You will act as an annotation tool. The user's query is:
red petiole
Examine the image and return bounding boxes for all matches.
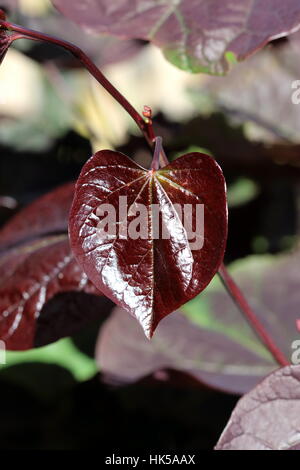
[0,17,155,147]
[218,263,289,366]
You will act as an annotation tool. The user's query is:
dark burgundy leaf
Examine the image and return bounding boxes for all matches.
[35,291,113,348]
[0,182,113,350]
[0,181,74,251]
[69,150,227,338]
[215,365,300,450]
[0,243,33,281]
[0,235,102,350]
[51,0,300,74]
[96,307,275,395]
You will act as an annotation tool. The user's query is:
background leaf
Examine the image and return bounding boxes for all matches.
[1,337,98,384]
[96,305,275,395]
[184,252,300,360]
[0,182,114,350]
[0,181,74,251]
[96,249,300,394]
[0,236,101,349]
[52,0,300,74]
[201,40,300,144]
[215,365,300,450]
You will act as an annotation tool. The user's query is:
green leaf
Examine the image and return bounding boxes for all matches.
[227,178,260,208]
[0,337,98,381]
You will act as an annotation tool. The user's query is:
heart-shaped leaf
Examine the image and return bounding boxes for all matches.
[215,365,300,450]
[69,150,227,337]
[52,0,300,74]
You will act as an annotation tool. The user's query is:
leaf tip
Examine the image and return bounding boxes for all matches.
[143,328,153,340]
[142,320,157,340]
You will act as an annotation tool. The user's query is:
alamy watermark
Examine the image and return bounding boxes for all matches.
[95,197,205,250]
[291,340,300,365]
[291,80,300,104]
[0,340,6,364]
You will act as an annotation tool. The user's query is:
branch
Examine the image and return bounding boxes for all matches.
[218,262,289,367]
[0,18,155,147]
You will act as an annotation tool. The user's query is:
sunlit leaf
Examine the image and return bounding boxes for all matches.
[70,149,227,337]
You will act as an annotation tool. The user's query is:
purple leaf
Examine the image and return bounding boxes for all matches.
[203,39,300,144]
[96,306,275,395]
[96,250,300,394]
[189,253,300,361]
[35,289,113,348]
[0,235,101,350]
[215,365,300,450]
[0,182,112,350]
[51,0,300,74]
[0,182,75,251]
[69,150,227,338]
[21,9,143,69]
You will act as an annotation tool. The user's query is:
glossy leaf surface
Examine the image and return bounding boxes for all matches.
[0,183,111,350]
[216,365,300,450]
[52,0,300,74]
[69,150,227,337]
[0,236,99,350]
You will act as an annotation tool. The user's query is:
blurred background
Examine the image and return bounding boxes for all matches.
[0,0,300,450]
